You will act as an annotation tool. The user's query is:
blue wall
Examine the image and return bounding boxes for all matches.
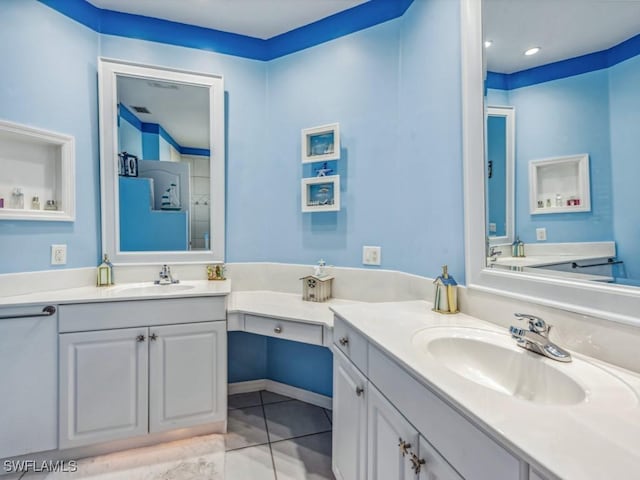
[1,0,463,283]
[228,332,333,397]
[0,0,100,273]
[486,68,614,245]
[609,55,640,278]
[236,0,464,281]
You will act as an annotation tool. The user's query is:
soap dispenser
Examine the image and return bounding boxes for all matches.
[433,265,459,314]
[512,237,520,257]
[97,254,113,286]
[517,238,525,257]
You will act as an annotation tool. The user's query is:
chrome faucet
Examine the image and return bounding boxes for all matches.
[509,313,571,362]
[488,246,502,262]
[155,264,179,285]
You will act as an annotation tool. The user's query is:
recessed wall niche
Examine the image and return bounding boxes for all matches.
[0,120,75,221]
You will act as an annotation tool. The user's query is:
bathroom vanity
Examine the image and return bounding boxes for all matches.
[330,301,640,480]
[0,281,230,460]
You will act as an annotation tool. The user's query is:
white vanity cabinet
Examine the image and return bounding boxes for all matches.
[367,383,419,480]
[59,327,149,448]
[332,349,367,480]
[58,298,227,449]
[332,315,523,480]
[0,305,58,459]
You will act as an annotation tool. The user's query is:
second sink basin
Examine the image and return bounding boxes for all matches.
[412,327,637,407]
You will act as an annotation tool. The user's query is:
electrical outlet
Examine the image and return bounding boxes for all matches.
[51,244,67,265]
[536,228,547,241]
[489,223,497,233]
[362,246,381,266]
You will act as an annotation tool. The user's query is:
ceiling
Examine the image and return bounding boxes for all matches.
[484,0,640,73]
[87,0,369,40]
[117,76,210,150]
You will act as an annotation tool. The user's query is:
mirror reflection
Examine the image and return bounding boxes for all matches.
[116,76,210,251]
[483,0,640,285]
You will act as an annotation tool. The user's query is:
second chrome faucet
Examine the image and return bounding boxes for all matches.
[509,313,572,362]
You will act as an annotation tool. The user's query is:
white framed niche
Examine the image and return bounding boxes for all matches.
[301,123,340,163]
[301,175,340,212]
[529,154,590,215]
[0,120,75,221]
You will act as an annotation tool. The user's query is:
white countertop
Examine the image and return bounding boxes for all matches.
[227,290,358,327]
[0,280,231,307]
[330,301,640,480]
[492,254,608,268]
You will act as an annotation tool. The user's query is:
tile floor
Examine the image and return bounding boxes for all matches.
[14,390,334,480]
[225,390,335,480]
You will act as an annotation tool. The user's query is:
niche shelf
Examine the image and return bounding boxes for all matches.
[301,175,340,212]
[301,123,340,163]
[529,154,590,215]
[0,120,75,221]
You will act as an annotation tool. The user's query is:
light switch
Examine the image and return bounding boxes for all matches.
[536,228,547,241]
[362,246,381,265]
[51,244,67,265]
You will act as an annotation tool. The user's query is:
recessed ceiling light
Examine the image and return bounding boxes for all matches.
[484,40,492,48]
[524,47,541,56]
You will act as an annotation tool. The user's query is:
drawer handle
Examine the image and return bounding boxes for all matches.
[339,337,349,346]
[149,333,157,341]
[355,386,364,397]
[410,453,426,474]
[136,334,146,343]
[398,438,411,457]
[274,326,282,334]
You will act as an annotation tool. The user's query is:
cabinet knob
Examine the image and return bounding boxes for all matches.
[398,438,411,457]
[136,334,146,343]
[339,337,349,346]
[274,326,282,334]
[149,333,158,341]
[410,453,426,474]
[355,386,364,397]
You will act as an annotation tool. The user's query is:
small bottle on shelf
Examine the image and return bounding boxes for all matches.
[32,195,40,210]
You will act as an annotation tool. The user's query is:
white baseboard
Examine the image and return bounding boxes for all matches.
[229,379,332,410]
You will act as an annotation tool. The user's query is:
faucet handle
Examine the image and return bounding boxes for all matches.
[514,313,549,334]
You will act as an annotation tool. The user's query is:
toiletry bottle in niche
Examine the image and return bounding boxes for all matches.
[11,188,24,209]
[32,195,40,210]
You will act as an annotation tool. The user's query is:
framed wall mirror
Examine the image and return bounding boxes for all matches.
[461,0,640,325]
[98,59,225,264]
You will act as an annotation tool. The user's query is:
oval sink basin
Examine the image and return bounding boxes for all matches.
[412,327,637,407]
[115,284,196,296]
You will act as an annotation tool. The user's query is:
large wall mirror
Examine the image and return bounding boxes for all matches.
[98,59,225,264]
[461,0,640,325]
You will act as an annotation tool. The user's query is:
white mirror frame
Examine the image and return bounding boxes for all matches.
[486,106,514,246]
[461,0,640,327]
[98,58,225,264]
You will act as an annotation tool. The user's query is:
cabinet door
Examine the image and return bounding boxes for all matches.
[332,349,367,480]
[417,435,463,480]
[149,321,226,433]
[368,383,418,480]
[59,327,148,449]
[0,312,57,458]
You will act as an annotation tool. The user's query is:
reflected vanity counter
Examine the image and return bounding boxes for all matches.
[330,300,640,480]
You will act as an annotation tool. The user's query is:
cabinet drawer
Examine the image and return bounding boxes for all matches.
[333,315,368,374]
[244,314,323,345]
[368,344,521,480]
[59,297,226,332]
